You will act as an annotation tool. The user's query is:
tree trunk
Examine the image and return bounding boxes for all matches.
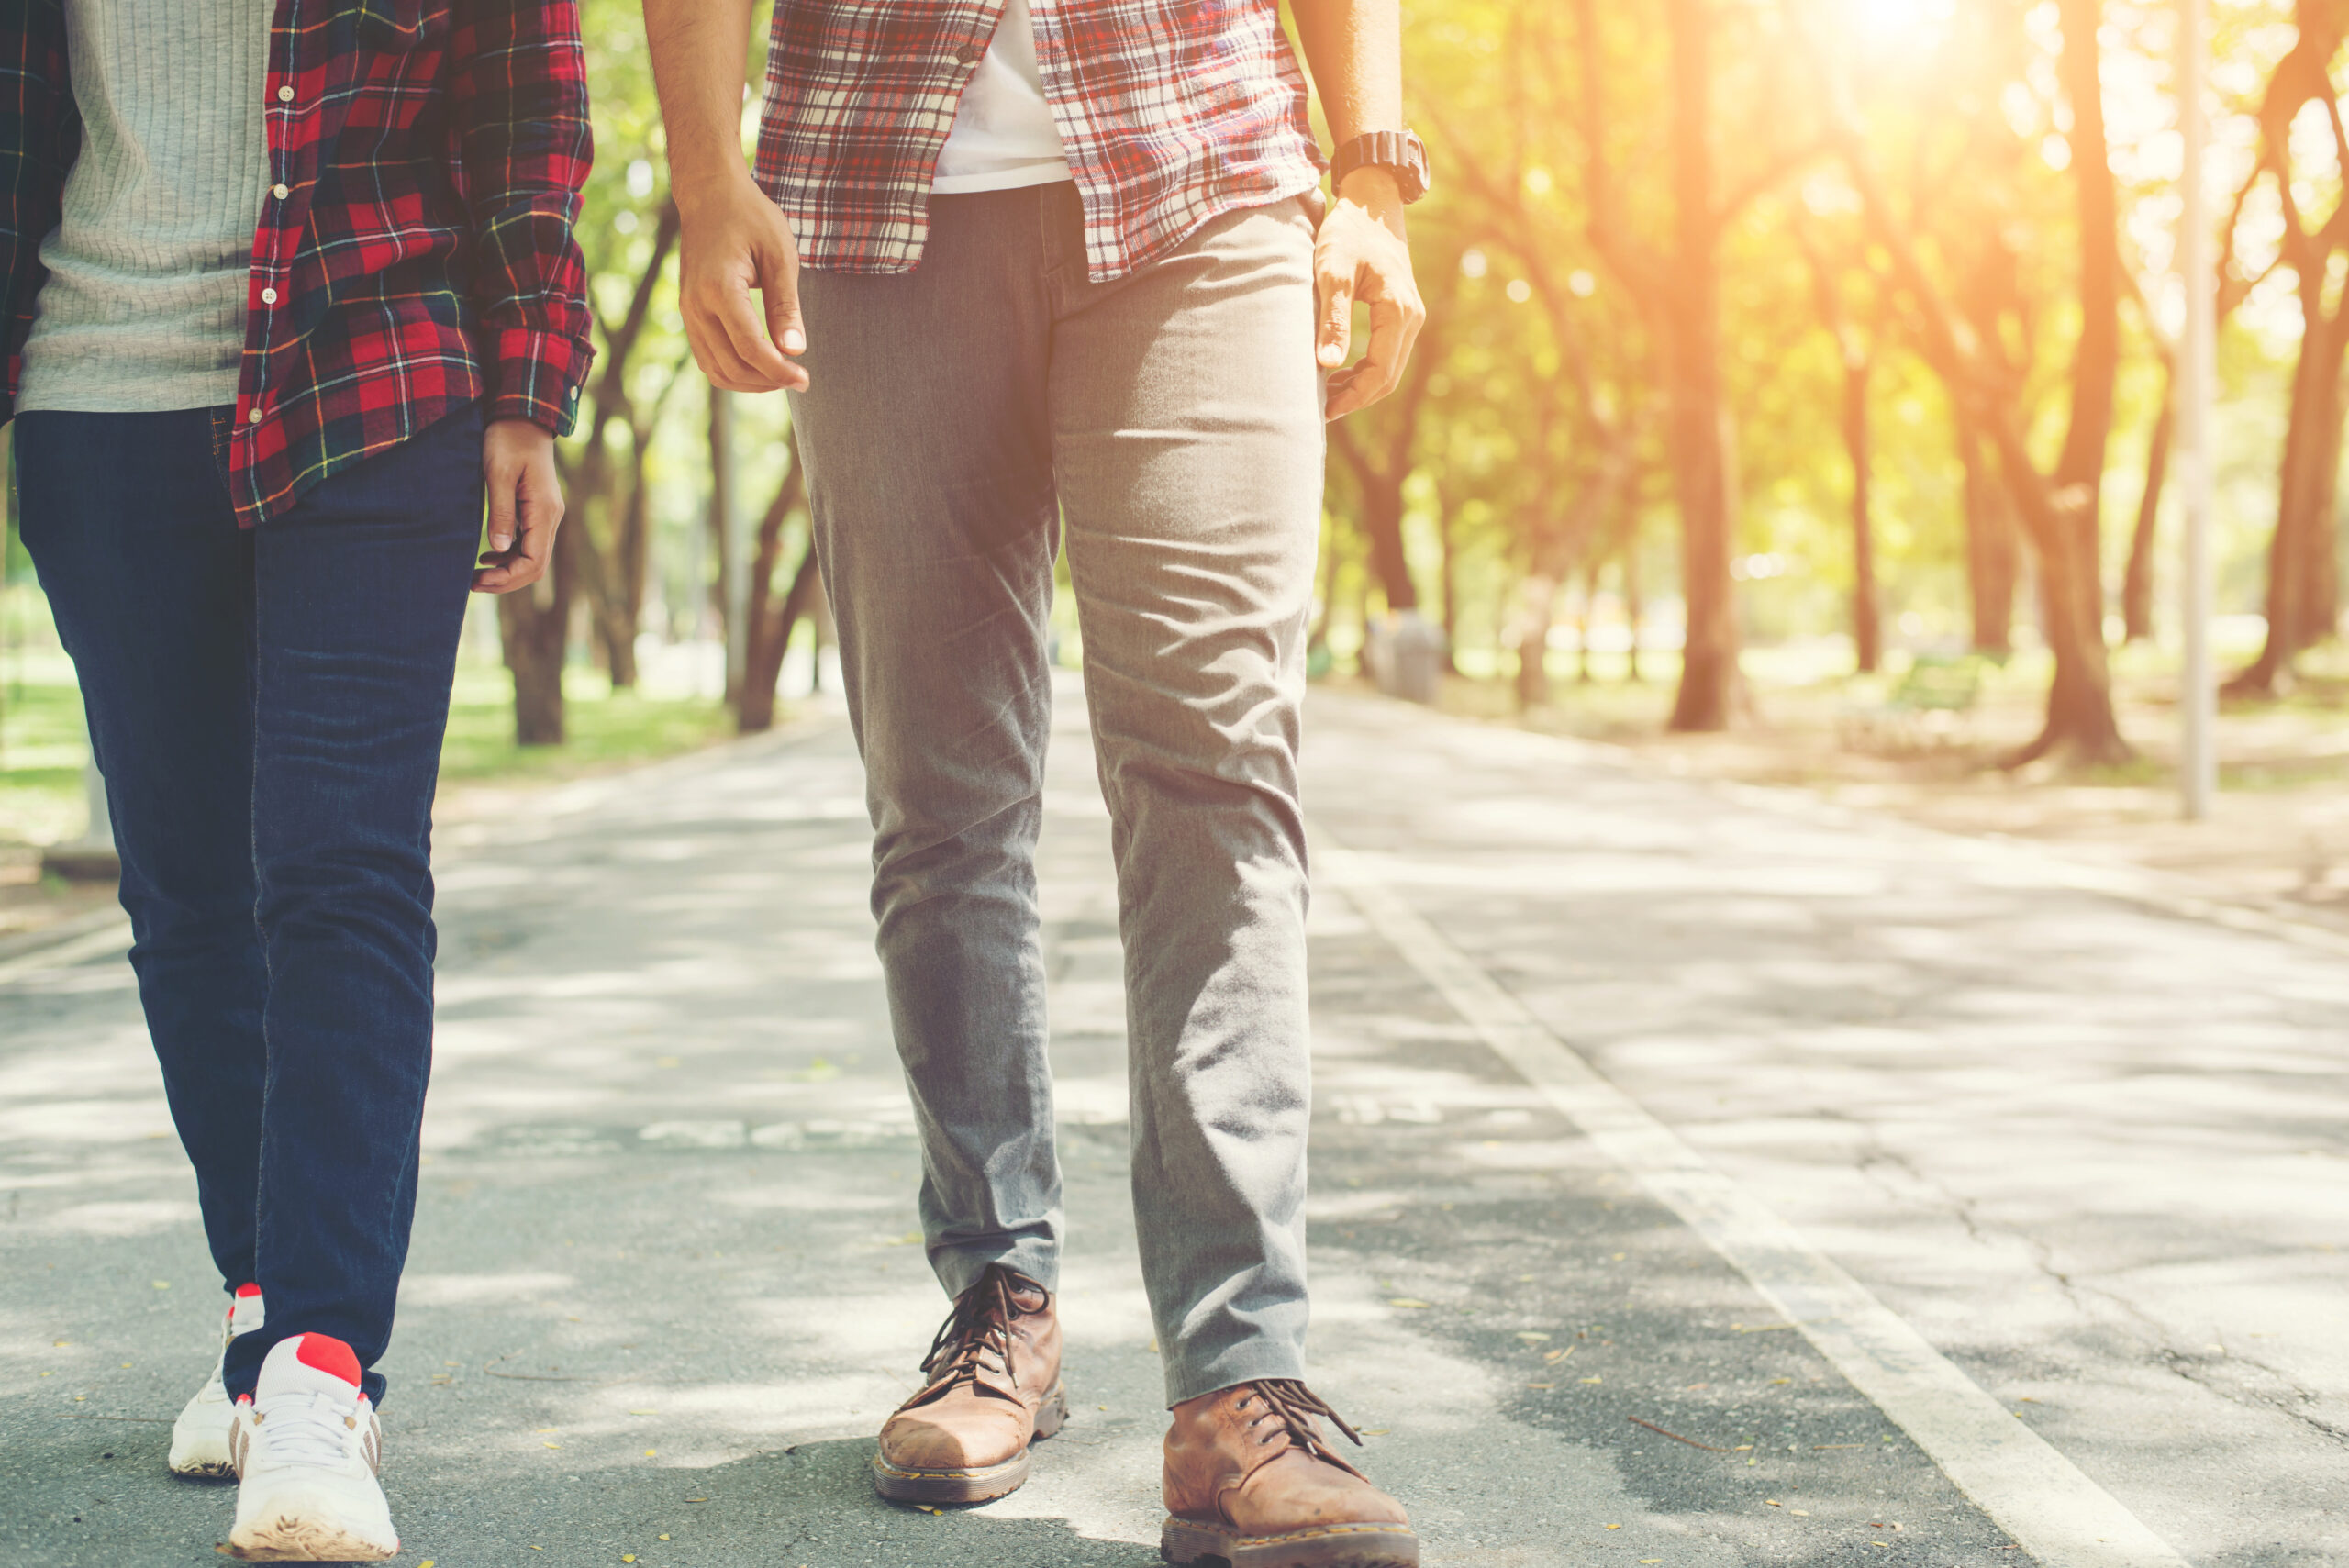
[1664,0,1740,732]
[2121,387,2171,643]
[1435,480,1460,672]
[560,202,680,696]
[1514,574,1558,709]
[1357,477,1417,613]
[606,448,652,686]
[1993,419,2132,765]
[2052,0,2121,641]
[1957,414,2018,653]
[2234,308,2349,692]
[1842,352,1880,673]
[740,542,819,733]
[498,523,575,746]
[735,451,810,732]
[1622,513,1644,683]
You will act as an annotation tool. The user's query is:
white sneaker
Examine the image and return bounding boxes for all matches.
[168,1282,264,1477]
[226,1333,398,1562]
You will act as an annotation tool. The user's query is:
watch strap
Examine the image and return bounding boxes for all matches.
[1330,129,1428,204]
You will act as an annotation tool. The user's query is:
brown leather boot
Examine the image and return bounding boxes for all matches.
[1162,1380,1418,1567]
[871,1263,1066,1504]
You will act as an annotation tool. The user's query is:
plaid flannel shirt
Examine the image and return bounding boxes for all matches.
[755,0,1324,283]
[0,0,594,527]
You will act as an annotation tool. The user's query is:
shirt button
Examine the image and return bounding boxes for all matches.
[248,408,263,425]
[272,183,289,199]
[260,287,278,305]
[955,42,985,63]
[276,84,295,103]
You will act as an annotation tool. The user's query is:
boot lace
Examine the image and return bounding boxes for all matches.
[1236,1380,1369,1481]
[910,1263,1025,1404]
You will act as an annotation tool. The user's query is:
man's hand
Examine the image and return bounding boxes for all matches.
[1315,167,1425,420]
[677,173,809,394]
[473,419,566,595]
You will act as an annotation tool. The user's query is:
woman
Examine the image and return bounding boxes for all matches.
[1,1,593,1556]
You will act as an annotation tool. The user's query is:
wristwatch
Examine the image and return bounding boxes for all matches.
[1330,129,1431,205]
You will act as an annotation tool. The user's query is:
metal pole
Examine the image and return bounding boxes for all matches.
[2177,0,2217,819]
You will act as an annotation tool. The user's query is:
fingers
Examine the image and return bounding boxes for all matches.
[712,277,800,392]
[1316,265,1354,370]
[679,200,809,394]
[1325,296,1410,420]
[473,448,565,595]
[762,254,810,377]
[483,445,519,555]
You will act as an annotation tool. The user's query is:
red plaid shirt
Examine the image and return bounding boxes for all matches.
[0,0,593,526]
[755,0,1324,283]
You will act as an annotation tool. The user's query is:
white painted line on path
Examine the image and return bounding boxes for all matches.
[1317,835,2193,1568]
[0,917,130,988]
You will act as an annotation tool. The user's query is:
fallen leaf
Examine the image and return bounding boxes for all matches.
[1580,1375,1602,1384]
[1605,1524,1621,1530]
[1360,1428,1390,1436]
[1769,1377,1792,1385]
[1515,1331,1551,1342]
[644,1449,657,1458]
[1387,1298,1433,1309]
[629,1408,658,1416]
[1544,1348,1572,1362]
[543,1441,562,1449]
[1790,1509,1809,1517]
[659,1537,669,1542]
[1765,1499,1781,1507]
[1527,1383,1554,1390]
[623,1558,636,1563]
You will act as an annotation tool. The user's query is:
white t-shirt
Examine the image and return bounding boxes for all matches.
[932,0,1074,194]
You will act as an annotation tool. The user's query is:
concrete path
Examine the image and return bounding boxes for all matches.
[2,679,2341,1567]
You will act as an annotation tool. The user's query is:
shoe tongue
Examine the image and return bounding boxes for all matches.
[257,1333,362,1403]
[229,1284,265,1336]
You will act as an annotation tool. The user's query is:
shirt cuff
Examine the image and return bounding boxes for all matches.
[484,325,593,438]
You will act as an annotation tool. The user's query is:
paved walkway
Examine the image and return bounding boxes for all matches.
[2,679,2342,1566]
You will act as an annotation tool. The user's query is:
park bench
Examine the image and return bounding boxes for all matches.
[1841,652,1986,749]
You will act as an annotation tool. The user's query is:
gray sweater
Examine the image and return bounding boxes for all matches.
[17,0,270,414]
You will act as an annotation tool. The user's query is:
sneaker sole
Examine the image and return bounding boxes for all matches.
[166,1455,236,1480]
[1160,1518,1420,1568]
[225,1516,399,1562]
[871,1383,1067,1505]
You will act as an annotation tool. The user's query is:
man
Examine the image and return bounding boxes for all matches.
[644,0,1427,1562]
[1,1,591,1558]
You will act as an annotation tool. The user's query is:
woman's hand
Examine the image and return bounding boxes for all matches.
[473,418,566,594]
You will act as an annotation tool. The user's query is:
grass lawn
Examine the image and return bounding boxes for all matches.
[0,673,91,849]
[436,666,736,788]
[0,662,738,851]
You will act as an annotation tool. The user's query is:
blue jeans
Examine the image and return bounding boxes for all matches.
[789,187,1325,1405]
[17,405,484,1405]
